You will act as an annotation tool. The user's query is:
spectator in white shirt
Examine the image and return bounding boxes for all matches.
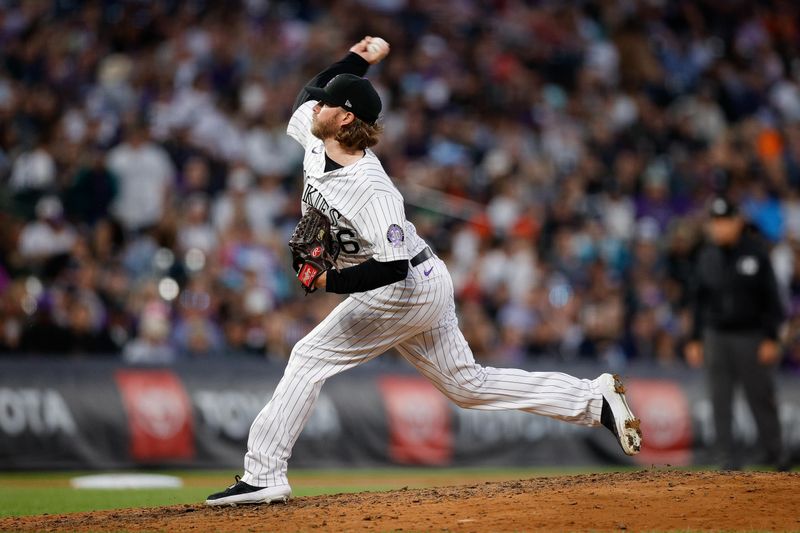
[212,164,289,239]
[9,140,56,192]
[177,193,218,254]
[212,163,253,233]
[107,124,176,232]
[246,174,289,239]
[243,113,303,178]
[123,309,176,365]
[18,196,77,261]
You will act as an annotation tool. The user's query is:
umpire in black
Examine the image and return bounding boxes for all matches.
[685,196,787,470]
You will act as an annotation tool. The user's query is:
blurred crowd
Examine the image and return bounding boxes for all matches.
[2,0,800,371]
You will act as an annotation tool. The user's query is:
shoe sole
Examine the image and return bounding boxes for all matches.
[205,487,292,507]
[605,374,643,456]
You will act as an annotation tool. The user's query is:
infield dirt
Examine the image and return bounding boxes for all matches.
[1,470,798,532]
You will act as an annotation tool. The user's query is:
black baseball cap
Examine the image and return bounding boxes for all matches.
[305,73,382,124]
[708,196,738,218]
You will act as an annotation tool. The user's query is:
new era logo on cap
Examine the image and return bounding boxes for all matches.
[345,100,352,108]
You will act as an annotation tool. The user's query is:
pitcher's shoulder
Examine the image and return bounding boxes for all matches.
[360,154,402,197]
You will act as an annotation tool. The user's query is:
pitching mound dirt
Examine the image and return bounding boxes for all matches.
[2,470,798,532]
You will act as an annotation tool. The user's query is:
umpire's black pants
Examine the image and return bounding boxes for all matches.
[703,329,782,466]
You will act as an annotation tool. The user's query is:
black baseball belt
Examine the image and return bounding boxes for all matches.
[410,246,433,267]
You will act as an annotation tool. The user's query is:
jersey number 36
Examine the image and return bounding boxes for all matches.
[335,229,360,254]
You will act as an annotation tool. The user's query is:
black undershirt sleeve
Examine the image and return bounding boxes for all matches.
[326,259,409,294]
[292,52,370,113]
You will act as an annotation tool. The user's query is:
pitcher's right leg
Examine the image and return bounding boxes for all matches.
[206,279,447,506]
[206,336,357,506]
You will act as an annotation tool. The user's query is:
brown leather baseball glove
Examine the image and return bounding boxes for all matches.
[288,207,340,293]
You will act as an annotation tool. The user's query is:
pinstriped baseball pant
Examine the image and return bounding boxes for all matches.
[242,258,604,487]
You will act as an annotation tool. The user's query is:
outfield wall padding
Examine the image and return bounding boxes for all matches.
[0,358,798,470]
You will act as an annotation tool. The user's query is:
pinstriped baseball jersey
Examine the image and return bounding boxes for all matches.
[207,51,640,506]
[288,101,426,269]
[235,94,632,493]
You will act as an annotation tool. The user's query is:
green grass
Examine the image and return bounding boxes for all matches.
[0,487,208,517]
[0,485,380,518]
[0,466,637,518]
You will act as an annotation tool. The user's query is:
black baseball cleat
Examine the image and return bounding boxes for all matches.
[205,475,292,506]
[598,373,643,456]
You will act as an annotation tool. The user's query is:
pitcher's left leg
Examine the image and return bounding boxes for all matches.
[396,326,601,423]
[397,322,641,455]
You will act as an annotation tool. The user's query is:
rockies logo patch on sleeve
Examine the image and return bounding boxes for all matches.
[387,224,404,247]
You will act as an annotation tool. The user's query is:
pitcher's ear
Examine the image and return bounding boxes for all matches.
[340,111,355,126]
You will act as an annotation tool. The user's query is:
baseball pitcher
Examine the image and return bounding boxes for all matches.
[206,36,642,506]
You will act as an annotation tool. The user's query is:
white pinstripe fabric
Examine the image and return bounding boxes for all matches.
[354,195,410,262]
[240,258,603,487]
[288,100,424,269]
[286,101,316,149]
[239,102,604,488]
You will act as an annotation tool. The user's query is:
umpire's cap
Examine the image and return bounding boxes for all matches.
[305,74,381,124]
[708,196,738,218]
